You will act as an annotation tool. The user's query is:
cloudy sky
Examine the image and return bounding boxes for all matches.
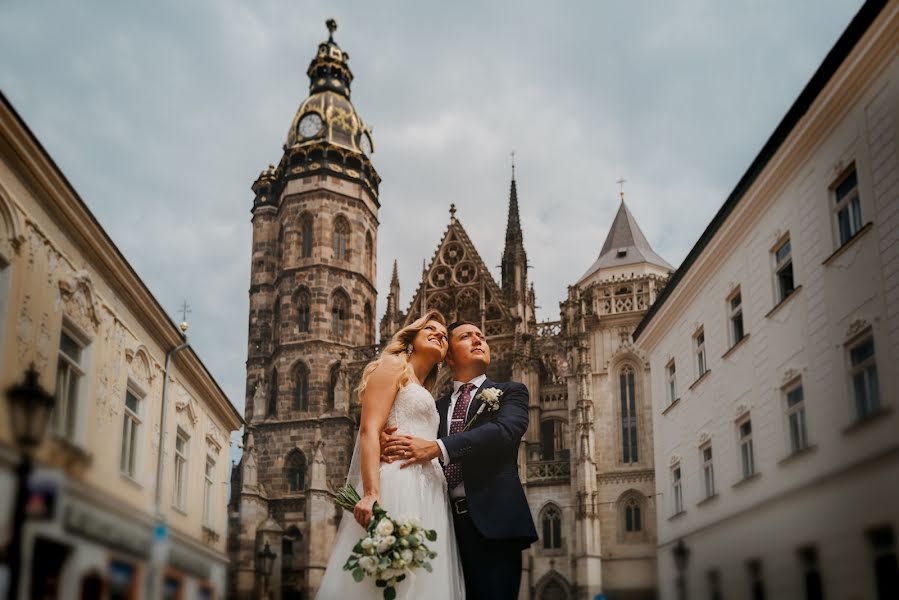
[1,1,864,434]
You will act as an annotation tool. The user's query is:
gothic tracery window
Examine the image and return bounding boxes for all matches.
[333,216,350,261]
[365,231,374,279]
[623,495,643,533]
[541,504,562,550]
[285,449,306,493]
[620,365,638,464]
[331,291,349,340]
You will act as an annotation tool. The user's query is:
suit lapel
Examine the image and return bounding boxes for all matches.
[465,377,493,426]
[436,392,451,438]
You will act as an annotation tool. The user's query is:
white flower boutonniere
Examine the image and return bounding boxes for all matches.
[462,388,503,432]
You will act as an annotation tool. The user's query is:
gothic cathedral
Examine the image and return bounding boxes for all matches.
[229,22,672,600]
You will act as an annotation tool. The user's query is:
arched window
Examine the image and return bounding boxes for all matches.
[624,495,642,532]
[267,368,279,417]
[331,291,349,340]
[365,231,374,278]
[333,216,350,261]
[296,288,311,333]
[364,302,373,344]
[294,363,309,411]
[299,213,313,258]
[541,504,562,550]
[285,450,306,493]
[620,365,638,463]
[540,419,568,461]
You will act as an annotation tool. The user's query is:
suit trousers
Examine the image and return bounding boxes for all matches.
[452,505,522,600]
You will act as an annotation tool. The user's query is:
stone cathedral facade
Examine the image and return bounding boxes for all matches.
[229,22,673,600]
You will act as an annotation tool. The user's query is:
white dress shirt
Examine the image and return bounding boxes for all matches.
[436,373,487,499]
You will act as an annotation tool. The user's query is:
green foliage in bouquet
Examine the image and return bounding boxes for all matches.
[333,484,439,600]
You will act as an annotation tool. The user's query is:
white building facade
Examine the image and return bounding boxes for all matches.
[633,1,899,599]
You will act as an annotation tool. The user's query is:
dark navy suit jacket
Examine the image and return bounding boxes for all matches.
[437,378,538,547]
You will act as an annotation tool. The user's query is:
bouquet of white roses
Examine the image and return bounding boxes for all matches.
[333,484,438,600]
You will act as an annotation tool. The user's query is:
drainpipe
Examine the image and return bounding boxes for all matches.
[148,323,190,599]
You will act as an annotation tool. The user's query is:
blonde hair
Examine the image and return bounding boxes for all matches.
[356,310,446,400]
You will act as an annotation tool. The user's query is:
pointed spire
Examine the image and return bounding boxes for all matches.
[578,197,673,283]
[390,259,400,289]
[504,172,522,249]
[501,157,529,311]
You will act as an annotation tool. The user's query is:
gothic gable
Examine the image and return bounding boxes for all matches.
[404,211,513,337]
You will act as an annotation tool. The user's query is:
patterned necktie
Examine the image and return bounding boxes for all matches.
[444,382,475,491]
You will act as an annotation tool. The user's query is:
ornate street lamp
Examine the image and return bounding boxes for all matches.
[4,364,55,600]
[672,539,690,600]
[257,542,277,600]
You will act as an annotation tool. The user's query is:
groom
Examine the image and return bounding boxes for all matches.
[382,321,538,599]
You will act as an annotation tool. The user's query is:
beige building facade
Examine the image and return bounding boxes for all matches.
[0,94,243,599]
[633,2,899,598]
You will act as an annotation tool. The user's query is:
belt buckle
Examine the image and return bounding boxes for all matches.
[453,498,468,515]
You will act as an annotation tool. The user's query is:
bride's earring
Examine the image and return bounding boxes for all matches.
[406,343,414,356]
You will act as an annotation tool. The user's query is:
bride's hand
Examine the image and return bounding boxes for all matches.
[353,494,379,528]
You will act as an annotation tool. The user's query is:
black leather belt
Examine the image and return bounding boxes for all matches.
[451,498,469,515]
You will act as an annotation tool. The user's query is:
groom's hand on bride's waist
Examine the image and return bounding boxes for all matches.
[380,429,441,467]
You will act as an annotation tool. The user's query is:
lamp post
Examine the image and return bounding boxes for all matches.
[4,364,55,600]
[257,542,276,600]
[672,538,690,600]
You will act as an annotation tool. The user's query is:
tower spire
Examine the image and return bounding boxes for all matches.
[501,157,530,323]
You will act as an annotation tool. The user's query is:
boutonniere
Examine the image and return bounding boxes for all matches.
[463,388,503,432]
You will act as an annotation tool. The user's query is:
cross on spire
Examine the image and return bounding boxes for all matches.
[326,18,337,42]
[178,300,192,323]
[449,203,457,222]
[510,150,516,180]
[617,176,627,201]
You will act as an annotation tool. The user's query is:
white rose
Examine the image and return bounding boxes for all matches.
[360,537,374,550]
[359,556,378,574]
[397,525,411,537]
[375,518,394,537]
[376,539,392,554]
[400,549,413,563]
[408,516,421,528]
[414,548,427,562]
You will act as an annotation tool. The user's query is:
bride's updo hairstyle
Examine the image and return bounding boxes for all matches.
[355,309,447,400]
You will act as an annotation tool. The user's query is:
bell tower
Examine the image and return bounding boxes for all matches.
[230,20,380,600]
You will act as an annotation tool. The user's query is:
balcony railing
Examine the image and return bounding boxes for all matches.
[526,459,571,485]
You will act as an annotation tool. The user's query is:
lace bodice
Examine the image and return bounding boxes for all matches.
[387,383,440,440]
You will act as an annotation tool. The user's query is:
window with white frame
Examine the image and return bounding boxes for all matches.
[666,360,677,404]
[774,236,795,304]
[833,166,863,247]
[738,418,755,479]
[203,456,215,527]
[785,381,808,453]
[701,444,715,498]
[849,334,880,420]
[728,288,745,346]
[120,387,142,478]
[694,328,707,379]
[173,430,189,509]
[672,464,683,514]
[54,326,87,440]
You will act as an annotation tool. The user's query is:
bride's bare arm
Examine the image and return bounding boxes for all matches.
[353,355,404,528]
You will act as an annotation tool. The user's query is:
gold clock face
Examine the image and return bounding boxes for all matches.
[298,113,323,139]
[359,132,373,155]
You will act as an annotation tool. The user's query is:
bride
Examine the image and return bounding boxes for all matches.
[316,310,465,599]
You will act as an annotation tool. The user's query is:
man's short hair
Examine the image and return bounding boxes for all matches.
[447,320,480,341]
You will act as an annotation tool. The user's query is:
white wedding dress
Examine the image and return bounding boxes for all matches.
[316,383,465,600]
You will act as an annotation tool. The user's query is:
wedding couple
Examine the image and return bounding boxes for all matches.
[316,311,538,599]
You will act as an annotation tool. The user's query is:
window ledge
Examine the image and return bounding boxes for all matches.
[778,444,817,466]
[842,406,893,435]
[822,221,873,266]
[661,398,682,416]
[765,285,803,319]
[667,510,687,522]
[721,333,750,360]
[688,370,712,392]
[696,493,719,507]
[120,473,144,489]
[540,547,567,557]
[171,505,189,517]
[732,472,761,489]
